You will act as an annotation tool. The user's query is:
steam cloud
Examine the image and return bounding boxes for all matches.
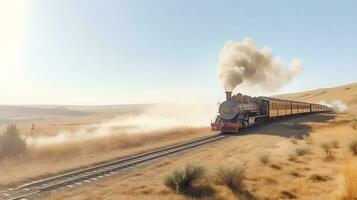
[217,38,304,92]
[319,100,348,112]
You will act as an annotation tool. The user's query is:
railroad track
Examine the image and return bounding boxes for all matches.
[0,134,229,200]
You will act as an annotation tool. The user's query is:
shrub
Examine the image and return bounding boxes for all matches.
[270,164,282,170]
[164,164,206,193]
[258,153,270,165]
[332,140,340,148]
[0,125,26,159]
[214,165,245,193]
[295,147,309,156]
[288,153,297,162]
[320,142,333,160]
[309,174,330,182]
[348,139,357,156]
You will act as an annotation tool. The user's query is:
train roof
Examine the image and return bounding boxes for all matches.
[258,96,328,106]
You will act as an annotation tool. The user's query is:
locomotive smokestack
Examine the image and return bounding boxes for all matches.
[225,91,232,101]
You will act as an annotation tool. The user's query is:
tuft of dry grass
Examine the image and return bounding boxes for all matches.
[258,153,270,165]
[269,164,282,170]
[288,153,297,162]
[289,171,303,177]
[309,174,330,182]
[295,147,309,156]
[348,139,357,156]
[280,190,297,199]
[343,161,357,200]
[164,163,206,193]
[332,139,340,148]
[320,142,334,160]
[214,165,246,193]
[0,125,26,159]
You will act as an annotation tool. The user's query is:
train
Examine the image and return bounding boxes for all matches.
[211,92,330,133]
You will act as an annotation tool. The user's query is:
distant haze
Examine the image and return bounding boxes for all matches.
[217,38,303,93]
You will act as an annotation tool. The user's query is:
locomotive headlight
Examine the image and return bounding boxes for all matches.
[219,100,238,120]
[223,107,231,113]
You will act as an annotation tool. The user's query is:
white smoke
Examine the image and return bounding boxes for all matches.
[319,100,348,112]
[27,91,216,146]
[217,38,303,93]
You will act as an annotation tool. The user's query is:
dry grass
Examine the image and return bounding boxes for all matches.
[0,125,26,160]
[348,139,357,156]
[288,153,297,162]
[214,165,245,193]
[342,160,357,200]
[295,147,309,156]
[258,153,270,165]
[332,139,340,148]
[309,174,331,182]
[321,142,334,160]
[0,127,212,185]
[269,164,282,170]
[164,163,206,193]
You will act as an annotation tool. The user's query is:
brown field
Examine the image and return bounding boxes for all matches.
[0,104,215,186]
[45,82,357,200]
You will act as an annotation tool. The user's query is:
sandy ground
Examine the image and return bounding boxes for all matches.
[46,112,357,200]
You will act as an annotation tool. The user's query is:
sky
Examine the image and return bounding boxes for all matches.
[0,0,357,105]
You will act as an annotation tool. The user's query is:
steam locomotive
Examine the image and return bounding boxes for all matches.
[211,92,330,133]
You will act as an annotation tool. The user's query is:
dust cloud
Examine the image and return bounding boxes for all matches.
[320,100,349,112]
[217,38,303,93]
[27,92,216,146]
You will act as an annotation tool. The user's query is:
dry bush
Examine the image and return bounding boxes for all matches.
[280,190,297,199]
[309,174,330,182]
[0,125,26,159]
[348,139,357,156]
[320,142,334,160]
[258,153,270,165]
[332,139,340,148]
[295,147,309,156]
[164,163,206,193]
[288,153,297,162]
[289,171,303,177]
[289,136,299,145]
[270,164,282,170]
[214,165,245,193]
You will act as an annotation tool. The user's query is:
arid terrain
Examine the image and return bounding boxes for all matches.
[1,83,357,200]
[44,83,357,200]
[0,104,214,186]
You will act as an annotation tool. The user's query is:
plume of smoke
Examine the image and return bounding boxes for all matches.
[217,38,304,93]
[27,91,217,146]
[319,100,349,112]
